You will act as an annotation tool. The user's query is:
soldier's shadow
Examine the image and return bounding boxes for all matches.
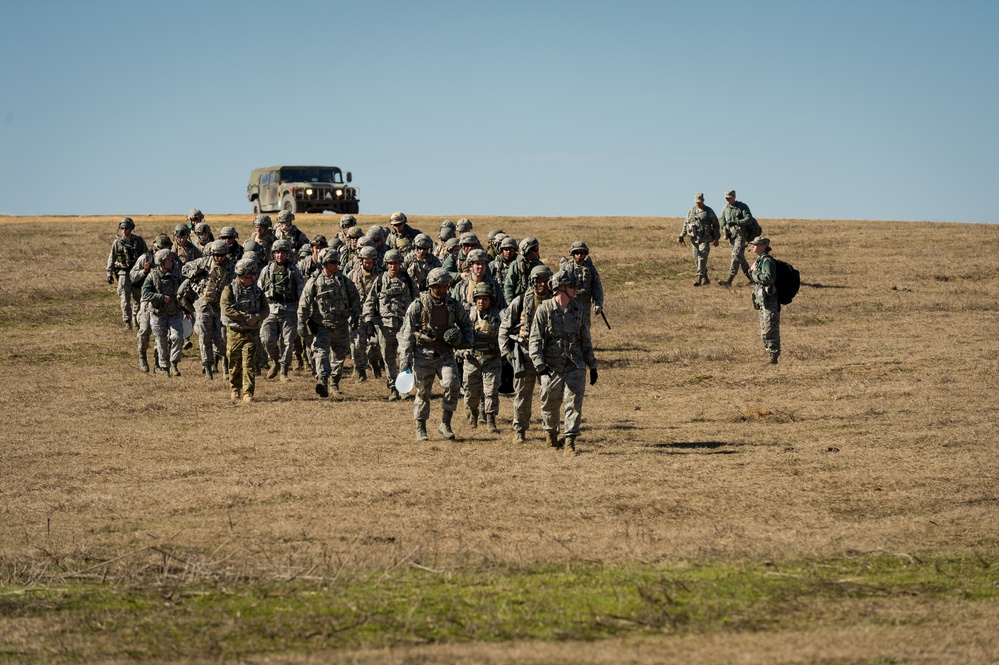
[646,441,740,455]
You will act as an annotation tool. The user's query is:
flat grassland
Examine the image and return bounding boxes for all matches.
[0,215,997,664]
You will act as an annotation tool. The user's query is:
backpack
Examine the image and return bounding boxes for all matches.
[774,259,800,305]
[746,217,763,242]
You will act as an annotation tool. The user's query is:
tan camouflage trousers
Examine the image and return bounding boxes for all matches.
[194,300,225,370]
[727,236,751,280]
[413,352,459,422]
[511,371,537,433]
[758,301,781,357]
[463,355,501,417]
[539,364,587,437]
[227,330,259,396]
[690,241,711,278]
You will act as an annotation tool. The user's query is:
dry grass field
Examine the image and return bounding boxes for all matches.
[1,214,997,663]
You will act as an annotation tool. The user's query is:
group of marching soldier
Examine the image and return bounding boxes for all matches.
[107,211,604,455]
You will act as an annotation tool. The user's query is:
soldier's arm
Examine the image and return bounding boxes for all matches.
[528,304,548,372]
[590,266,604,309]
[140,273,158,304]
[106,242,117,277]
[502,263,518,303]
[455,301,474,349]
[220,284,249,326]
[579,306,597,369]
[397,301,420,370]
[361,280,379,324]
[292,265,305,301]
[129,254,148,286]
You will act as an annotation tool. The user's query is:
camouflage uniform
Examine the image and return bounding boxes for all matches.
[386,212,423,256]
[363,258,419,397]
[106,220,148,328]
[346,250,382,377]
[173,224,203,266]
[335,214,358,246]
[258,248,305,378]
[463,290,503,429]
[403,236,442,292]
[141,250,185,376]
[489,237,517,289]
[450,272,507,313]
[529,271,598,452]
[275,211,309,254]
[679,197,720,285]
[558,241,605,327]
[221,260,269,400]
[720,191,757,283]
[131,237,181,372]
[298,250,361,395]
[182,241,233,378]
[503,238,542,303]
[749,238,781,363]
[399,270,474,440]
[192,221,215,252]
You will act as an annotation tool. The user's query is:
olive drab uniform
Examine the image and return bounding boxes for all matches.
[498,289,551,436]
[347,262,382,376]
[503,255,542,304]
[399,292,474,425]
[403,251,442,292]
[141,264,184,374]
[721,199,756,282]
[363,269,419,393]
[107,233,148,326]
[258,260,305,377]
[558,255,605,327]
[183,255,234,376]
[463,304,503,425]
[680,204,720,283]
[173,238,202,266]
[450,274,507,313]
[298,269,361,391]
[749,249,781,360]
[489,254,513,292]
[221,277,268,398]
[529,298,597,443]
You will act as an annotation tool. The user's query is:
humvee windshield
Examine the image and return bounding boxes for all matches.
[278,167,344,184]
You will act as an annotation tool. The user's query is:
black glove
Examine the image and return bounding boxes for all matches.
[537,366,550,378]
[443,325,464,348]
[589,367,598,386]
[107,275,114,285]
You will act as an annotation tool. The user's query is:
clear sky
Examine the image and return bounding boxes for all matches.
[1,0,997,222]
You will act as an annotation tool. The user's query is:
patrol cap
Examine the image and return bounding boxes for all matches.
[748,236,770,247]
[187,208,204,221]
[694,193,704,202]
[569,240,589,255]
[253,214,272,228]
[339,214,357,229]
[724,189,736,199]
[119,217,135,230]
[277,210,295,224]
[413,233,433,249]
[153,248,173,267]
[210,240,229,256]
[319,247,340,265]
[219,226,238,239]
[389,211,408,225]
[235,257,257,275]
[310,234,329,248]
[466,248,489,263]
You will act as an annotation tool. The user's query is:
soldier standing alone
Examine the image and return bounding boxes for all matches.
[677,193,720,286]
[106,217,148,329]
[748,237,781,364]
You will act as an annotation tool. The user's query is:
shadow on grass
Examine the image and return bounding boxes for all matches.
[645,441,740,454]
[801,282,847,289]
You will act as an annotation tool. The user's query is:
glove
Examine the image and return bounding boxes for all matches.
[107,275,114,285]
[443,325,463,348]
[593,305,602,316]
[537,365,550,378]
[589,367,598,386]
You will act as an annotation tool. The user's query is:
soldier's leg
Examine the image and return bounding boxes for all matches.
[150,314,170,372]
[699,243,710,282]
[116,275,131,325]
[227,333,245,396]
[379,326,400,388]
[129,285,143,326]
[260,314,281,365]
[760,303,781,358]
[512,372,536,432]
[412,356,438,422]
[439,356,460,414]
[463,361,483,416]
[195,301,212,368]
[243,334,258,396]
[482,358,502,416]
[311,328,333,385]
[734,236,751,279]
[329,326,350,385]
[136,303,152,370]
[279,311,297,371]
[690,243,703,278]
[561,366,587,438]
[167,314,184,366]
[351,326,369,373]
[538,372,562,434]
[214,311,227,376]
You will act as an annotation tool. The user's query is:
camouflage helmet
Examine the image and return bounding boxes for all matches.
[272,239,293,254]
[235,257,257,276]
[500,236,518,251]
[456,218,473,233]
[356,236,374,249]
[426,267,452,287]
[253,214,272,228]
[194,221,211,234]
[519,236,540,254]
[210,240,229,256]
[219,226,238,239]
[550,268,579,291]
[347,226,364,240]
[358,246,378,260]
[366,224,386,240]
[310,234,329,248]
[151,233,173,251]
[413,233,433,249]
[154,249,173,267]
[277,210,295,224]
[439,226,456,241]
[439,218,455,231]
[119,217,135,230]
[243,238,264,255]
[318,247,340,265]
[473,282,495,301]
[389,211,408,225]
[529,264,553,285]
[459,232,480,247]
[173,223,190,236]
[569,240,589,255]
[466,248,489,263]
[445,237,460,251]
[492,232,508,248]
[383,249,404,264]
[328,236,345,251]
[487,228,504,241]
[186,208,204,222]
[339,214,357,229]
[298,245,311,259]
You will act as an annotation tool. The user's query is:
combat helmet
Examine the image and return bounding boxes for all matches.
[426,267,452,287]
[243,238,264,255]
[466,248,489,264]
[459,232,480,248]
[310,234,328,248]
[455,218,473,233]
[519,237,539,254]
[277,210,295,224]
[339,214,356,229]
[210,240,229,256]
[383,249,404,265]
[366,224,386,240]
[358,246,378,260]
[569,240,589,255]
[187,208,204,222]
[298,245,311,259]
[194,221,211,235]
[253,214,272,228]
[272,239,293,254]
[119,217,135,230]
[152,233,173,251]
[439,219,455,231]
[219,226,238,239]
[356,236,374,250]
[389,211,408,225]
[529,264,553,285]
[347,226,364,240]
[173,223,190,237]
[472,282,495,301]
[500,236,518,251]
[439,226,456,241]
[318,247,340,265]
[328,237,344,251]
[235,258,257,276]
[153,248,173,267]
[550,268,579,291]
[413,233,433,250]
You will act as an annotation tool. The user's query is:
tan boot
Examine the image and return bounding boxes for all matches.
[242,393,254,404]
[416,420,429,442]
[563,437,576,457]
[513,429,526,444]
[230,389,240,401]
[486,414,500,434]
[267,363,280,379]
[469,409,479,429]
[438,411,456,441]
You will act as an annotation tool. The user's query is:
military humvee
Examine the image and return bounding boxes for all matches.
[247,166,360,215]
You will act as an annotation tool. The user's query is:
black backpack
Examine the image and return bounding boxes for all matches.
[774,259,800,305]
[746,217,763,242]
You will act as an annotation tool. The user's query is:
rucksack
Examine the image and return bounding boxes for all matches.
[774,259,800,305]
[746,217,763,242]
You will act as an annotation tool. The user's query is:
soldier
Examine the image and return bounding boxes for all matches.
[366,224,388,264]
[504,236,543,303]
[677,193,720,286]
[435,222,456,259]
[450,248,506,312]
[463,283,503,433]
[386,211,422,256]
[559,240,605,327]
[336,214,357,245]
[130,233,178,373]
[298,235,328,281]
[221,257,268,403]
[250,214,275,257]
[106,217,149,330]
[748,237,781,364]
[719,189,758,286]
[489,236,518,289]
[440,237,462,276]
[219,226,243,262]
[275,210,309,253]
[258,239,305,381]
[529,269,598,456]
[141,249,185,377]
[499,264,553,443]
[173,223,203,266]
[404,233,442,292]
[347,245,382,381]
[298,248,361,398]
[364,249,419,400]
[186,208,205,235]
[341,226,365,270]
[399,268,473,442]
[455,218,473,234]
[243,238,269,268]
[182,240,233,380]
[487,231,507,260]
[193,221,215,251]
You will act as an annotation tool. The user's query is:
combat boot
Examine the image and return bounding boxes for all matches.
[438,410,456,441]
[416,420,429,442]
[330,380,342,397]
[171,362,181,377]
[693,276,702,286]
[222,359,229,379]
[315,380,329,398]
[702,276,711,285]
[486,414,500,434]
[388,387,401,401]
[768,353,779,365]
[718,277,733,287]
[230,389,240,401]
[139,353,149,373]
[371,361,382,379]
[513,429,526,444]
[267,362,280,379]
[547,429,563,448]
[242,393,254,404]
[563,436,577,457]
[357,368,368,383]
[295,352,304,371]
[125,320,133,331]
[468,409,479,429]
[204,364,214,381]
[279,365,290,382]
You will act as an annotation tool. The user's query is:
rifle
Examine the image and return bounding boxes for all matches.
[599,309,611,330]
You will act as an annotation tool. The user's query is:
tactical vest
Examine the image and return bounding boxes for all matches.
[115,236,144,271]
[542,300,585,367]
[518,290,546,343]
[376,272,415,324]
[223,279,266,331]
[471,309,500,358]
[314,273,352,323]
[262,263,299,305]
[148,269,180,317]
[418,292,456,348]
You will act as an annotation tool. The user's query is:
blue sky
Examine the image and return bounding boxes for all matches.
[1,0,996,222]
